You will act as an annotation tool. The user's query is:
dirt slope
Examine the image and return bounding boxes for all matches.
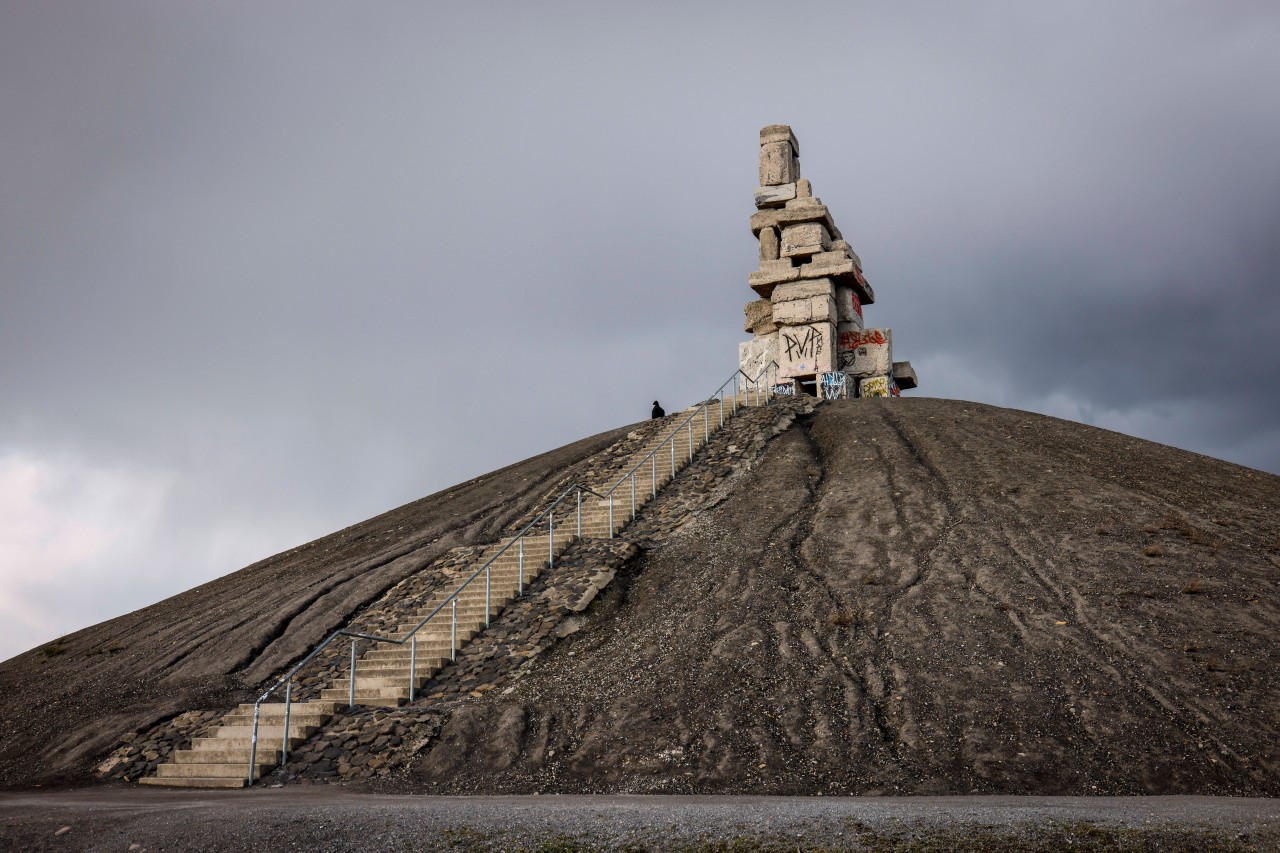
[0,423,636,788]
[409,398,1279,796]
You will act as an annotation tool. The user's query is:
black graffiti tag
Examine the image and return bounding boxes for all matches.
[782,327,823,361]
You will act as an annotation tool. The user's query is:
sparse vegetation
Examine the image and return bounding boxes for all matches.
[1143,545,1163,558]
[40,642,69,658]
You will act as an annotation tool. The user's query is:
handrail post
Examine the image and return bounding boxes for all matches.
[451,599,457,661]
[670,440,675,478]
[687,421,693,463]
[630,475,636,520]
[348,639,357,707]
[733,374,739,414]
[518,537,524,595]
[485,562,491,627]
[704,407,709,443]
[608,494,614,539]
[409,635,417,703]
[576,489,582,538]
[281,680,292,767]
[248,703,260,786]
[651,454,657,498]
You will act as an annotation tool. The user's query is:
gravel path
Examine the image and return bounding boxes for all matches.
[2,789,1276,851]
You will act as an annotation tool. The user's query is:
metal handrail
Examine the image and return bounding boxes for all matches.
[593,361,779,529]
[244,360,779,784]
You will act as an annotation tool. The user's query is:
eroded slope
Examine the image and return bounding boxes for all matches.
[407,398,1279,795]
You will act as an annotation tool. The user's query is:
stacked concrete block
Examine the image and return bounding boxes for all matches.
[739,125,916,397]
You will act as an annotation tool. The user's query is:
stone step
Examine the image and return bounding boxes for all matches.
[237,701,337,716]
[214,725,319,740]
[191,736,301,752]
[318,690,405,708]
[139,776,247,789]
[155,762,272,779]
[175,748,259,765]
[221,712,330,728]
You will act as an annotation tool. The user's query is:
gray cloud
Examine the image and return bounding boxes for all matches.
[2,1,1279,660]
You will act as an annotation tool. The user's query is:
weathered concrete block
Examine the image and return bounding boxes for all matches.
[892,361,918,390]
[743,299,775,334]
[832,240,862,270]
[777,322,835,378]
[739,333,778,380]
[754,183,796,207]
[835,286,863,325]
[748,259,800,297]
[760,125,799,157]
[759,227,779,262]
[771,278,833,305]
[760,141,799,186]
[773,294,837,326]
[796,178,812,199]
[859,375,892,398]
[837,327,892,377]
[780,222,831,258]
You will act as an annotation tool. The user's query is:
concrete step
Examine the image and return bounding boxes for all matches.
[191,736,300,752]
[155,762,272,779]
[139,776,247,789]
[214,725,319,740]
[221,712,330,728]
[175,749,258,765]
[318,691,405,708]
[237,701,337,716]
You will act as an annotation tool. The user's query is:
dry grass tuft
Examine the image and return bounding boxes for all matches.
[1143,545,1164,558]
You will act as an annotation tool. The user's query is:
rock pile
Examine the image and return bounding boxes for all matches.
[740,124,918,397]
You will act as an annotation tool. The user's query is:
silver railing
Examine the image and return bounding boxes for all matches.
[593,361,779,535]
[244,360,780,784]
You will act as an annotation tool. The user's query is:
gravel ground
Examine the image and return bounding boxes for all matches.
[1,789,1276,851]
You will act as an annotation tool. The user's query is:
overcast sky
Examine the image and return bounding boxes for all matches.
[2,1,1278,662]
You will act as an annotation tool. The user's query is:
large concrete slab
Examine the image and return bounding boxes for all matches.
[773,294,837,326]
[777,322,835,378]
[837,327,892,377]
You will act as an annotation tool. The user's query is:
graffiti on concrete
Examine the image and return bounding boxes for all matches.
[782,327,823,361]
[860,376,890,398]
[838,328,886,351]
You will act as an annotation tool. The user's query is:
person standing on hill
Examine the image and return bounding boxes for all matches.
[651,400,665,419]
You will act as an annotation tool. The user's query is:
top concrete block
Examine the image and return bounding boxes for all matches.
[760,141,799,186]
[760,125,799,157]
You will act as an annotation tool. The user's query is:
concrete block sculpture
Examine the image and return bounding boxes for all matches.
[739,125,918,397]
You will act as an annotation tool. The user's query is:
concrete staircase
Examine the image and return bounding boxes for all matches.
[141,396,765,787]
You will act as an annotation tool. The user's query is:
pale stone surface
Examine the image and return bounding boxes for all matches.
[760,141,799,186]
[859,375,892,398]
[770,278,834,304]
[835,287,864,325]
[837,327,892,377]
[759,227,780,262]
[739,333,778,380]
[754,183,796,207]
[832,240,862,270]
[780,222,832,258]
[744,299,776,334]
[760,124,799,156]
[777,321,835,378]
[796,178,812,199]
[892,361,918,390]
[749,259,800,296]
[749,209,780,236]
[773,294,837,326]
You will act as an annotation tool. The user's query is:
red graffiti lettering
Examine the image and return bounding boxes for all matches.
[849,292,863,319]
[838,329,886,350]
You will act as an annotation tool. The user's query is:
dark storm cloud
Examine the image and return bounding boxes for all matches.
[2,1,1278,659]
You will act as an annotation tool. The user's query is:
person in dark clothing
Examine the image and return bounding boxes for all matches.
[651,400,665,419]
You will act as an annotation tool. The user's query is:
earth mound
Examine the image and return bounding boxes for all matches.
[1,398,1276,796]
